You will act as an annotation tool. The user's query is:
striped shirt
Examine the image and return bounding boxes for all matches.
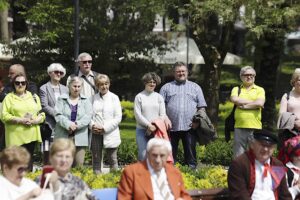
[160,80,206,131]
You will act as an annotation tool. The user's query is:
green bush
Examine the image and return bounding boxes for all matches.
[117,139,138,165]
[218,101,234,121]
[203,139,233,166]
[121,100,134,120]
[177,164,228,189]
[27,164,228,190]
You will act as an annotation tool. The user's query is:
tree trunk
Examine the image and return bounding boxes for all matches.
[202,57,222,129]
[254,32,284,130]
[0,9,9,43]
[192,13,234,131]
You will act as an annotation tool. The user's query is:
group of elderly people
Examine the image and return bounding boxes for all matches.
[4,53,300,200]
[227,68,300,200]
[0,52,122,175]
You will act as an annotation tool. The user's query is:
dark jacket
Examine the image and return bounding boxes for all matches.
[228,151,292,200]
[192,109,216,145]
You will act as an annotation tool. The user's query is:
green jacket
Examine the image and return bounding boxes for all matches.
[1,92,44,146]
[54,94,92,146]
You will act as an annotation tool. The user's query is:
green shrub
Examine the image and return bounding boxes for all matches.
[219,101,234,121]
[117,139,137,165]
[27,165,228,190]
[121,100,134,120]
[203,139,233,166]
[176,163,228,189]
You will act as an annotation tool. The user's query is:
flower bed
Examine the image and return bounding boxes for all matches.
[26,164,228,190]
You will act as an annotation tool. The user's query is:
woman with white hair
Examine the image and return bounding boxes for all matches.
[40,63,68,164]
[54,76,92,166]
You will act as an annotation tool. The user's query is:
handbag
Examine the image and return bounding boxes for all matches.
[40,122,52,141]
[32,94,52,141]
[30,172,54,200]
[224,86,241,142]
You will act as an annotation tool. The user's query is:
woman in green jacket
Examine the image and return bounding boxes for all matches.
[1,73,45,170]
[54,76,92,166]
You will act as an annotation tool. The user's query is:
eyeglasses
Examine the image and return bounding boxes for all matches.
[175,70,186,74]
[14,81,26,86]
[53,71,64,76]
[242,74,255,78]
[147,81,156,84]
[81,60,92,64]
[17,166,28,173]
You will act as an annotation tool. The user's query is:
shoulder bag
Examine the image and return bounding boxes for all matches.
[224,86,241,142]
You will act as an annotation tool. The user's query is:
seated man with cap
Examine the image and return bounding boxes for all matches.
[228,129,292,200]
[118,138,191,200]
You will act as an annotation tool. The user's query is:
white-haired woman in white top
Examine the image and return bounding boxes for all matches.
[39,63,69,164]
[89,74,122,174]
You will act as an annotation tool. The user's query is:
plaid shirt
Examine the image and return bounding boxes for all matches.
[160,80,206,131]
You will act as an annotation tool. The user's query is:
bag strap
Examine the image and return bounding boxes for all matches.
[81,75,97,92]
[286,91,290,101]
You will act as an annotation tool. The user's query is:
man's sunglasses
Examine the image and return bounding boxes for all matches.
[14,81,27,86]
[54,71,64,76]
[17,166,28,173]
[81,60,92,64]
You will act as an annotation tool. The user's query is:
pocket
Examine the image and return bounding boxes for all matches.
[166,92,177,102]
[186,92,197,102]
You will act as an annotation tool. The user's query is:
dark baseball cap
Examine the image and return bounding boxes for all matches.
[253,129,278,145]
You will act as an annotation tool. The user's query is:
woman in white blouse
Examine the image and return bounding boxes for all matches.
[90,74,122,174]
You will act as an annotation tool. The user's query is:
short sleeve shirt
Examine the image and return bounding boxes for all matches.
[231,84,265,129]
[160,80,206,131]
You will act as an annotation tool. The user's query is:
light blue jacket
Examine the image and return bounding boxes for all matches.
[54,94,92,146]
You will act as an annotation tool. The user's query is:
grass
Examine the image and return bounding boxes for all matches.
[119,102,233,141]
[119,119,136,140]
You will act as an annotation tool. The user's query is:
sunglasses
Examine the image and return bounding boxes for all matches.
[81,60,92,64]
[17,166,28,173]
[14,81,26,86]
[242,74,255,78]
[53,71,64,76]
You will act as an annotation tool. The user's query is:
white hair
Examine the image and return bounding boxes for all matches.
[77,52,92,62]
[146,138,172,153]
[240,66,256,77]
[47,63,66,78]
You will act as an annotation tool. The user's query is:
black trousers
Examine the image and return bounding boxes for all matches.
[22,141,36,171]
[170,130,197,168]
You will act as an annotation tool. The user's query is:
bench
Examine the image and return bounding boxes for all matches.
[92,187,229,200]
[189,188,229,200]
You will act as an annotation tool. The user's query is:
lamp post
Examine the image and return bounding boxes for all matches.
[74,0,79,73]
[186,15,189,66]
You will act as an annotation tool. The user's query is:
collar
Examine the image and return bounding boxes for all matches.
[286,161,300,170]
[99,91,110,98]
[173,79,188,85]
[146,158,166,177]
[58,172,72,183]
[78,70,94,77]
[60,93,87,100]
[241,83,259,89]
[255,158,271,166]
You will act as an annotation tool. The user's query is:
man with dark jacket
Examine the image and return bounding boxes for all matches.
[0,64,38,102]
[228,129,292,200]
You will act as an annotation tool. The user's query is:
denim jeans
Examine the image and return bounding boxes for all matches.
[136,128,151,161]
